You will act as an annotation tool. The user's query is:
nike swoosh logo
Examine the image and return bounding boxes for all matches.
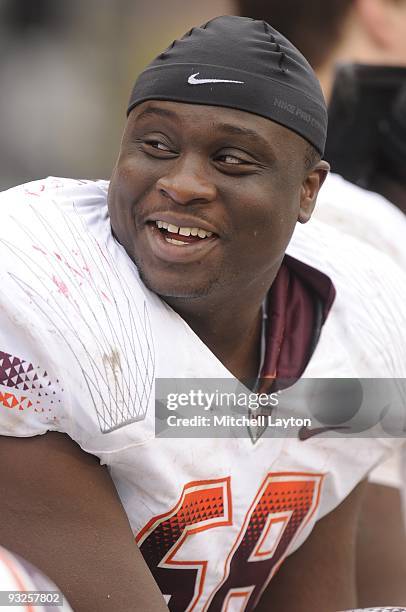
[298,425,350,441]
[187,72,245,85]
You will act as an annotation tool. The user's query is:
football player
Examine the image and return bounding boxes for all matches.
[0,16,405,612]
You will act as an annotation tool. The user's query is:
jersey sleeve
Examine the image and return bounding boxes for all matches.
[0,178,156,453]
[0,249,70,438]
[0,184,73,438]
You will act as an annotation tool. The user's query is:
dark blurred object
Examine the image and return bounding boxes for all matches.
[2,0,70,34]
[237,0,354,69]
[326,64,406,213]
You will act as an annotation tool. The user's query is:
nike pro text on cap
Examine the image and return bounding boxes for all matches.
[127,16,328,156]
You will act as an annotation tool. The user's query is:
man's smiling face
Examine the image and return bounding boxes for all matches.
[108,100,324,302]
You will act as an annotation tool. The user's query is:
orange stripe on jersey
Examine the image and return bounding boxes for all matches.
[137,478,233,611]
[137,477,232,543]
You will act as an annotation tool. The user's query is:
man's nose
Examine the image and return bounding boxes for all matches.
[156,157,217,205]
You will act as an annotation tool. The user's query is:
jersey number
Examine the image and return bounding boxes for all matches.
[137,472,323,611]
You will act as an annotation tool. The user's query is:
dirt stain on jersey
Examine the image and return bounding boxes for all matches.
[102,349,122,381]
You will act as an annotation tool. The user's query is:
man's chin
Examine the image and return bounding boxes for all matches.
[137,268,213,301]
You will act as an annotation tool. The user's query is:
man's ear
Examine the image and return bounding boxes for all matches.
[298,161,330,224]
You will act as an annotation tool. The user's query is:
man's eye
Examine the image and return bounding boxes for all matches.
[214,148,257,167]
[217,154,246,165]
[145,140,171,151]
[137,137,177,158]
[214,152,258,173]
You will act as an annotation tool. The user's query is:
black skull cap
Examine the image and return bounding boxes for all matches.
[127,16,328,155]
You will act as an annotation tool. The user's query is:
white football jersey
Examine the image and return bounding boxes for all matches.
[313,172,406,488]
[0,178,405,612]
[315,172,406,268]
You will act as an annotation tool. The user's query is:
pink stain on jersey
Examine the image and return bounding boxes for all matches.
[52,275,69,298]
[30,232,112,304]
[32,245,47,256]
[65,261,85,279]
[24,183,45,197]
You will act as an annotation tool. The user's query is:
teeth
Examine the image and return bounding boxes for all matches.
[179,227,192,237]
[155,220,213,239]
[165,237,188,246]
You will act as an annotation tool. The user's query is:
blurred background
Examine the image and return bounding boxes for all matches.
[0,0,232,190]
[1,0,405,210]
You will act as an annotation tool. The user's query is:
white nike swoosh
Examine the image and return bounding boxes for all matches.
[187,72,245,85]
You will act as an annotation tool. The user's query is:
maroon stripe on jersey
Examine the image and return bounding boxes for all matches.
[259,255,335,392]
